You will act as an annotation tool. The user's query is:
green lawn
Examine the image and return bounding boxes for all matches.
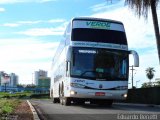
[0,92,49,116]
[0,92,31,115]
[0,92,32,99]
[0,99,21,114]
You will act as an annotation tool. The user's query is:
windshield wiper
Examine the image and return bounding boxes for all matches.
[80,71,97,77]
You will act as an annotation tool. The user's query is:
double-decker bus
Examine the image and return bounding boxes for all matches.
[50,17,139,106]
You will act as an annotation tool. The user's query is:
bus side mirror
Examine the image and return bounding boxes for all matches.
[129,50,139,67]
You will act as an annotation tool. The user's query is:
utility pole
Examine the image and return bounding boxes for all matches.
[130,65,135,89]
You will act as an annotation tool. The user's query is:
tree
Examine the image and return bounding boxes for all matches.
[17,84,24,88]
[145,67,155,85]
[25,84,36,88]
[141,82,149,88]
[125,0,160,64]
[156,80,160,86]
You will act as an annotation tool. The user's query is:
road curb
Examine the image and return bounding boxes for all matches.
[27,100,40,120]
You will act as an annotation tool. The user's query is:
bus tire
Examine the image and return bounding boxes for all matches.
[59,84,64,105]
[53,98,59,103]
[53,98,56,103]
[63,97,71,106]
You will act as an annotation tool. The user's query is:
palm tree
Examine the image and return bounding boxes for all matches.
[125,0,160,64]
[145,67,155,86]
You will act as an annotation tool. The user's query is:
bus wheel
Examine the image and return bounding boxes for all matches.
[59,84,64,105]
[53,98,59,103]
[53,98,56,103]
[63,97,71,106]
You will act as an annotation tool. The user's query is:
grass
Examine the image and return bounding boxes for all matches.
[0,92,50,100]
[0,92,49,116]
[0,92,32,99]
[0,99,21,114]
[0,92,28,115]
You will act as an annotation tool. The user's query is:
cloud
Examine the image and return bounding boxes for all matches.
[0,0,57,4]
[90,0,124,13]
[3,23,20,27]
[1,21,41,27]
[1,19,66,27]
[0,38,57,61]
[39,0,57,3]
[18,20,42,24]
[0,38,59,84]
[90,2,107,12]
[17,27,64,36]
[48,19,66,23]
[0,8,5,12]
[16,22,68,36]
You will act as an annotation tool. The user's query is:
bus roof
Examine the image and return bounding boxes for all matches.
[72,17,123,25]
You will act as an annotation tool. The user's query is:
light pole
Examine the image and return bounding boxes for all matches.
[32,73,33,85]
[130,65,136,89]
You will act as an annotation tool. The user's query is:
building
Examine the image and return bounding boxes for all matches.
[0,71,10,86]
[9,73,19,87]
[34,70,48,86]
[0,71,19,92]
[38,77,50,88]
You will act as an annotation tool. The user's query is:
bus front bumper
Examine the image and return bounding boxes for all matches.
[68,88,128,100]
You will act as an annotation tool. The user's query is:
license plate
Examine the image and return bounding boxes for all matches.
[95,92,105,96]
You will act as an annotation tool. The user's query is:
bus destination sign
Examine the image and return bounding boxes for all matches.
[86,21,111,29]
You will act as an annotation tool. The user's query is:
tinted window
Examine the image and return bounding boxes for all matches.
[72,28,127,45]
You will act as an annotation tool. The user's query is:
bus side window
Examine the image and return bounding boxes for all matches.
[66,61,70,77]
[66,61,68,72]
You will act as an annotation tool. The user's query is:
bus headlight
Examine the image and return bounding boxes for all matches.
[70,83,85,88]
[122,94,127,98]
[70,90,76,95]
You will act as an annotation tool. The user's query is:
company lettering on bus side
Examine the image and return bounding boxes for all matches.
[86,21,111,29]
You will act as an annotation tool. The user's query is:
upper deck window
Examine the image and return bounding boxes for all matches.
[71,20,127,45]
[72,28,127,45]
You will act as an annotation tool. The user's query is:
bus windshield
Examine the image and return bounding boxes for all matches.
[71,47,129,81]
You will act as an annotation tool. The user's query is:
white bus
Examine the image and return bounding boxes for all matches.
[50,17,139,106]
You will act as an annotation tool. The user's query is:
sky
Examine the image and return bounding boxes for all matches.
[0,0,160,88]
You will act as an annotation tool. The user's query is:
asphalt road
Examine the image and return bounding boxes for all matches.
[30,99,160,120]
